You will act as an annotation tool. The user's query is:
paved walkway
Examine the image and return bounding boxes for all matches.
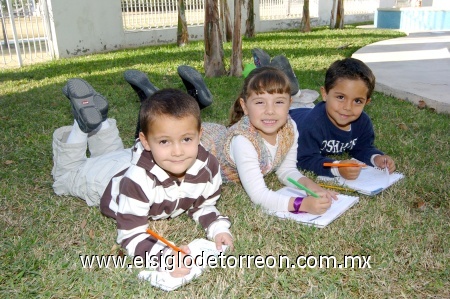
[352,31,450,114]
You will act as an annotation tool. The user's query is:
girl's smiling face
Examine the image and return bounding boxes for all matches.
[240,91,292,145]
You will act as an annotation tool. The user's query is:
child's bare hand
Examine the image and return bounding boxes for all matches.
[313,187,339,201]
[374,155,396,174]
[338,159,362,180]
[299,178,338,200]
[299,195,332,215]
[169,245,191,278]
[214,232,233,251]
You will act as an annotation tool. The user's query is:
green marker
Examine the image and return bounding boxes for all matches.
[287,177,320,198]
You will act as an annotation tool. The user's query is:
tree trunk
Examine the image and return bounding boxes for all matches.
[230,0,243,77]
[245,0,255,38]
[335,0,344,29]
[330,0,336,29]
[204,0,226,77]
[299,0,310,33]
[177,0,189,46]
[330,0,344,29]
[220,0,233,42]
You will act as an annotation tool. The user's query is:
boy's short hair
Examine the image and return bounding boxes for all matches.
[140,88,201,136]
[324,58,376,99]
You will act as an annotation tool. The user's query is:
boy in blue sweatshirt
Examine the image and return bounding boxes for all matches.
[289,58,396,180]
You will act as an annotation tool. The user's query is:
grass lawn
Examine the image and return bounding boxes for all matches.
[1,25,449,298]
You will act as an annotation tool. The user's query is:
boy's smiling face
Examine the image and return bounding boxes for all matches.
[321,78,371,131]
[139,114,201,181]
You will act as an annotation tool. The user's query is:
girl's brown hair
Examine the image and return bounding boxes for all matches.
[229,66,291,126]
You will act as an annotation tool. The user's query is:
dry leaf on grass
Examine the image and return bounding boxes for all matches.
[337,44,351,50]
[417,200,427,211]
[5,160,14,165]
[80,219,87,229]
[398,123,409,130]
[110,244,120,255]
[418,100,427,109]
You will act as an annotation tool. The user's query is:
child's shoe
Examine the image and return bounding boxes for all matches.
[177,65,212,109]
[269,55,300,96]
[290,89,319,109]
[62,78,108,123]
[123,70,160,140]
[63,78,107,133]
[123,69,159,102]
[251,48,271,68]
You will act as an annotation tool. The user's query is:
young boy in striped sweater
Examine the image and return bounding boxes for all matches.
[52,80,232,278]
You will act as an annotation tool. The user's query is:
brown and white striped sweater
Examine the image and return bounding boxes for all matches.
[100,141,231,259]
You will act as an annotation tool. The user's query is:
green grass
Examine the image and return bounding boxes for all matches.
[1,25,449,298]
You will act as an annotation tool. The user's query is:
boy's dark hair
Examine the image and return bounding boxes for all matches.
[229,66,291,126]
[140,88,201,136]
[324,58,376,99]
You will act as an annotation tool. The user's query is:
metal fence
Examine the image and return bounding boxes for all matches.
[120,0,315,29]
[121,0,377,30]
[121,0,205,30]
[2,0,379,68]
[1,0,53,68]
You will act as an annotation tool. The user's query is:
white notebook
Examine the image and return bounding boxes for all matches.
[267,187,359,228]
[138,239,227,291]
[317,166,404,196]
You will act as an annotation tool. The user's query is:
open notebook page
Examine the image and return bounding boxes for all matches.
[317,166,404,196]
[267,187,359,228]
[138,239,227,291]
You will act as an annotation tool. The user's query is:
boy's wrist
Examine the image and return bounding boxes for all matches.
[331,161,341,177]
[370,154,381,166]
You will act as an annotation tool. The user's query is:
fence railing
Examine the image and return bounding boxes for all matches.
[121,0,376,31]
[120,0,320,29]
[1,0,53,68]
[121,0,205,29]
[2,0,379,68]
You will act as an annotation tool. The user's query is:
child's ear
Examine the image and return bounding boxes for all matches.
[198,127,203,142]
[239,98,248,115]
[320,86,327,102]
[139,132,151,151]
[366,98,371,105]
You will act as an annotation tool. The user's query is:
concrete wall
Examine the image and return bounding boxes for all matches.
[47,0,375,59]
[376,7,450,30]
[378,0,443,7]
[47,0,124,57]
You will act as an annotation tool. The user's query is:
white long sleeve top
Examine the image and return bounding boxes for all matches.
[228,119,305,212]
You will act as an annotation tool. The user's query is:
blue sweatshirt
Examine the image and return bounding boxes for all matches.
[289,101,383,177]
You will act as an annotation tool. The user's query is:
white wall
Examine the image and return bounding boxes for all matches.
[47,0,124,58]
[47,0,375,59]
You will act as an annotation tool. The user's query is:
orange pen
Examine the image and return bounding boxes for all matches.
[323,162,366,167]
[146,228,187,254]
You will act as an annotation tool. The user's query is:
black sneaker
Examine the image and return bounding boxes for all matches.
[251,48,271,68]
[62,79,108,123]
[123,69,159,102]
[63,78,108,133]
[269,55,300,96]
[124,70,160,140]
[177,65,212,109]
